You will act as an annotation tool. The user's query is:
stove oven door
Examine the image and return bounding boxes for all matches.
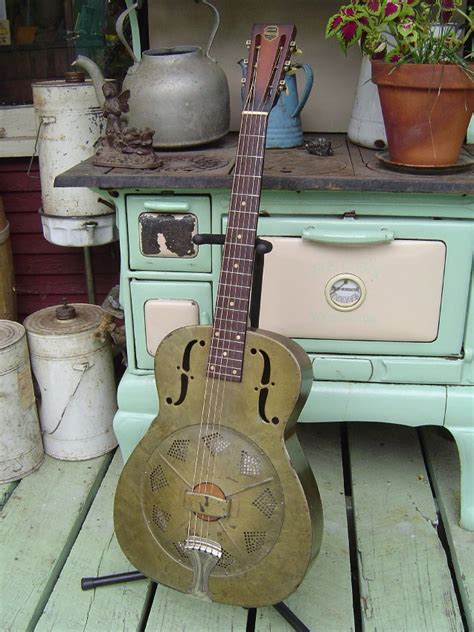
[126,195,212,272]
[256,216,472,357]
[130,280,213,370]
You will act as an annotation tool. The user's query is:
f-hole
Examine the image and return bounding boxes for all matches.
[166,339,203,406]
[251,348,279,425]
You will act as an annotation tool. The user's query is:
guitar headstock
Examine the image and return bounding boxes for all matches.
[241,24,297,114]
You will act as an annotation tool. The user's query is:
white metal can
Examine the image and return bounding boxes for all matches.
[24,303,118,460]
[32,74,117,247]
[0,321,44,482]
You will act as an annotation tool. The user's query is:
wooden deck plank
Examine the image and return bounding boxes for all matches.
[349,423,464,632]
[255,424,355,632]
[421,427,474,630]
[145,584,249,630]
[36,452,153,632]
[0,454,111,632]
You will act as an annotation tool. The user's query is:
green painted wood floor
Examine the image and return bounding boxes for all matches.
[1,423,473,632]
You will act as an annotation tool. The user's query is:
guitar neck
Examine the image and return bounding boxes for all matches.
[207,111,268,382]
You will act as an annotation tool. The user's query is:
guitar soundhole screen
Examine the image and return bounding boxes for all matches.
[143,424,284,576]
[150,464,168,491]
[252,488,277,518]
[240,450,262,476]
[244,531,267,554]
[202,432,230,456]
[173,540,190,560]
[152,505,171,531]
[216,549,235,569]
[167,439,190,462]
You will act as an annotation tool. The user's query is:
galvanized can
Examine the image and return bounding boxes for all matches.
[24,303,118,461]
[0,321,44,482]
[32,73,117,247]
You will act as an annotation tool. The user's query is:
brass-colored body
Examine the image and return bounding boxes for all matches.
[114,325,323,607]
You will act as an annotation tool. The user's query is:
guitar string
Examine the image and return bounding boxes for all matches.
[185,73,259,546]
[197,77,261,545]
[187,36,283,553]
[201,69,267,547]
[203,106,265,547]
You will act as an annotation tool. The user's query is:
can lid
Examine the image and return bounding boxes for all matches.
[0,321,25,350]
[64,71,85,84]
[24,304,105,336]
[56,301,77,321]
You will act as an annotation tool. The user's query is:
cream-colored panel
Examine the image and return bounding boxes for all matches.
[259,238,446,342]
[144,299,199,355]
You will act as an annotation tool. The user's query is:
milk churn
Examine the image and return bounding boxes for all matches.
[347,55,387,150]
[0,197,16,320]
[32,73,117,247]
[24,303,118,461]
[0,321,43,482]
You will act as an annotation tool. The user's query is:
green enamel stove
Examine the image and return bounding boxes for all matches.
[57,136,474,530]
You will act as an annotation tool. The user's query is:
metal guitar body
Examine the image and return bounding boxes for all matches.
[114,325,323,607]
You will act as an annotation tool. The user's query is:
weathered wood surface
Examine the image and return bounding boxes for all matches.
[55,135,474,194]
[255,424,355,631]
[421,427,474,631]
[0,454,112,631]
[349,424,464,632]
[1,423,472,631]
[35,453,152,632]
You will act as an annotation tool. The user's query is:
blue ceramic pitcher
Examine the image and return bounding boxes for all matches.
[239,61,314,148]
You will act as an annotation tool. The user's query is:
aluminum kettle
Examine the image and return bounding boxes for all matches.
[115,0,230,147]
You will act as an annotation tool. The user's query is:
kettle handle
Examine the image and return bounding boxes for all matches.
[291,64,314,118]
[196,0,221,63]
[116,1,142,64]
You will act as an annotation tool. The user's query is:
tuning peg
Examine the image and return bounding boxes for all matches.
[243,58,249,66]
[241,78,247,84]
[284,60,292,71]
[278,79,286,93]
[245,39,251,48]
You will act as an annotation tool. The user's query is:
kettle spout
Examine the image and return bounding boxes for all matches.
[72,55,106,107]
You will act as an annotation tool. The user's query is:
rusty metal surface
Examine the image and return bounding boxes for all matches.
[55,134,474,194]
[139,213,197,258]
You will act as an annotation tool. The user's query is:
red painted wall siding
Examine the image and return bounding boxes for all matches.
[0,158,120,322]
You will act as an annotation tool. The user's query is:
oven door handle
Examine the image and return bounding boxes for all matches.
[302,225,394,245]
[143,201,191,212]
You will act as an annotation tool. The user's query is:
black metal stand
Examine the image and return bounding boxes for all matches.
[192,233,273,328]
[81,233,310,632]
[81,571,310,632]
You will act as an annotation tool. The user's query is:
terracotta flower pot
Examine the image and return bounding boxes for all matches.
[371,62,474,166]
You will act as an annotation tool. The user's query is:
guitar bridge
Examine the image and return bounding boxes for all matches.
[184,536,222,601]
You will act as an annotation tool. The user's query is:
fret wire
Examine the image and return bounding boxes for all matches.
[209,111,268,380]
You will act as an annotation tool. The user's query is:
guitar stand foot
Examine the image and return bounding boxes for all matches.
[80,571,310,631]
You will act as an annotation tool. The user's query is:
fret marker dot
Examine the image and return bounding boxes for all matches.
[215,332,220,337]
[223,352,228,357]
[232,370,237,375]
[229,301,234,306]
[236,335,241,340]
[210,366,215,371]
[234,263,239,269]
[237,234,242,240]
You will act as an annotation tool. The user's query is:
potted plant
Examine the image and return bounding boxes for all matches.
[326,0,474,167]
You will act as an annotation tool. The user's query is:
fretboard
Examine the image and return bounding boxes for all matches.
[207,111,268,382]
